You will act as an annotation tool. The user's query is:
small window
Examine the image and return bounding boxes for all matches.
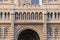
[39,12,42,20]
[48,0,53,3]
[31,12,34,20]
[47,27,52,36]
[54,12,57,19]
[0,12,3,19]
[23,12,26,20]
[4,12,10,20]
[4,12,6,19]
[47,12,50,18]
[50,12,53,18]
[15,12,18,20]
[35,12,38,20]
[47,24,52,40]
[27,12,30,20]
[8,12,10,19]
[19,12,22,20]
[58,12,60,19]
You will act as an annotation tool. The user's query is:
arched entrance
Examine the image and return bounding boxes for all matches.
[18,29,40,40]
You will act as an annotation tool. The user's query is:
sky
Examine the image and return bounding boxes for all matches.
[31,0,42,5]
[39,0,42,5]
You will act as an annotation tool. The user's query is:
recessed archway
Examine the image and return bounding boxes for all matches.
[18,29,40,40]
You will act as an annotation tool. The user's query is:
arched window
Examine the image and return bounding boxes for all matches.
[8,12,10,20]
[4,12,10,20]
[39,12,42,20]
[47,26,52,36]
[50,12,53,18]
[31,12,34,20]
[0,28,2,39]
[27,12,30,20]
[35,12,38,20]
[19,12,22,20]
[47,12,50,19]
[4,27,8,39]
[0,12,3,19]
[4,12,7,19]
[47,24,52,40]
[15,12,18,20]
[47,12,53,19]
[54,12,57,19]
[23,12,26,20]
[58,12,60,19]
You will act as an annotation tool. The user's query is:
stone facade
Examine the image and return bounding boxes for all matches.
[0,0,60,40]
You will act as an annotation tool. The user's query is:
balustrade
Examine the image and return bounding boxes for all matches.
[0,11,60,23]
[15,12,43,20]
[47,12,60,20]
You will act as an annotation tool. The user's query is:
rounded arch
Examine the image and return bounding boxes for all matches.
[47,12,50,18]
[15,12,19,20]
[15,25,42,40]
[0,12,3,19]
[58,12,60,18]
[23,12,26,20]
[19,12,22,20]
[50,12,53,18]
[39,12,42,20]
[31,12,34,20]
[35,12,38,20]
[27,12,30,20]
[54,12,57,19]
[18,29,40,40]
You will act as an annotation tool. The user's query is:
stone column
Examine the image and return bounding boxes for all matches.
[3,12,4,21]
[53,12,55,20]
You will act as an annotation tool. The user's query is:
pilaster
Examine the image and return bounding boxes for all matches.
[11,13,14,40]
[43,11,47,40]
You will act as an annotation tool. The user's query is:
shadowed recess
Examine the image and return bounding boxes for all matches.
[18,29,40,40]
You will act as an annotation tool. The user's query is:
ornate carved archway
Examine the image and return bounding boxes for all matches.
[18,29,40,40]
